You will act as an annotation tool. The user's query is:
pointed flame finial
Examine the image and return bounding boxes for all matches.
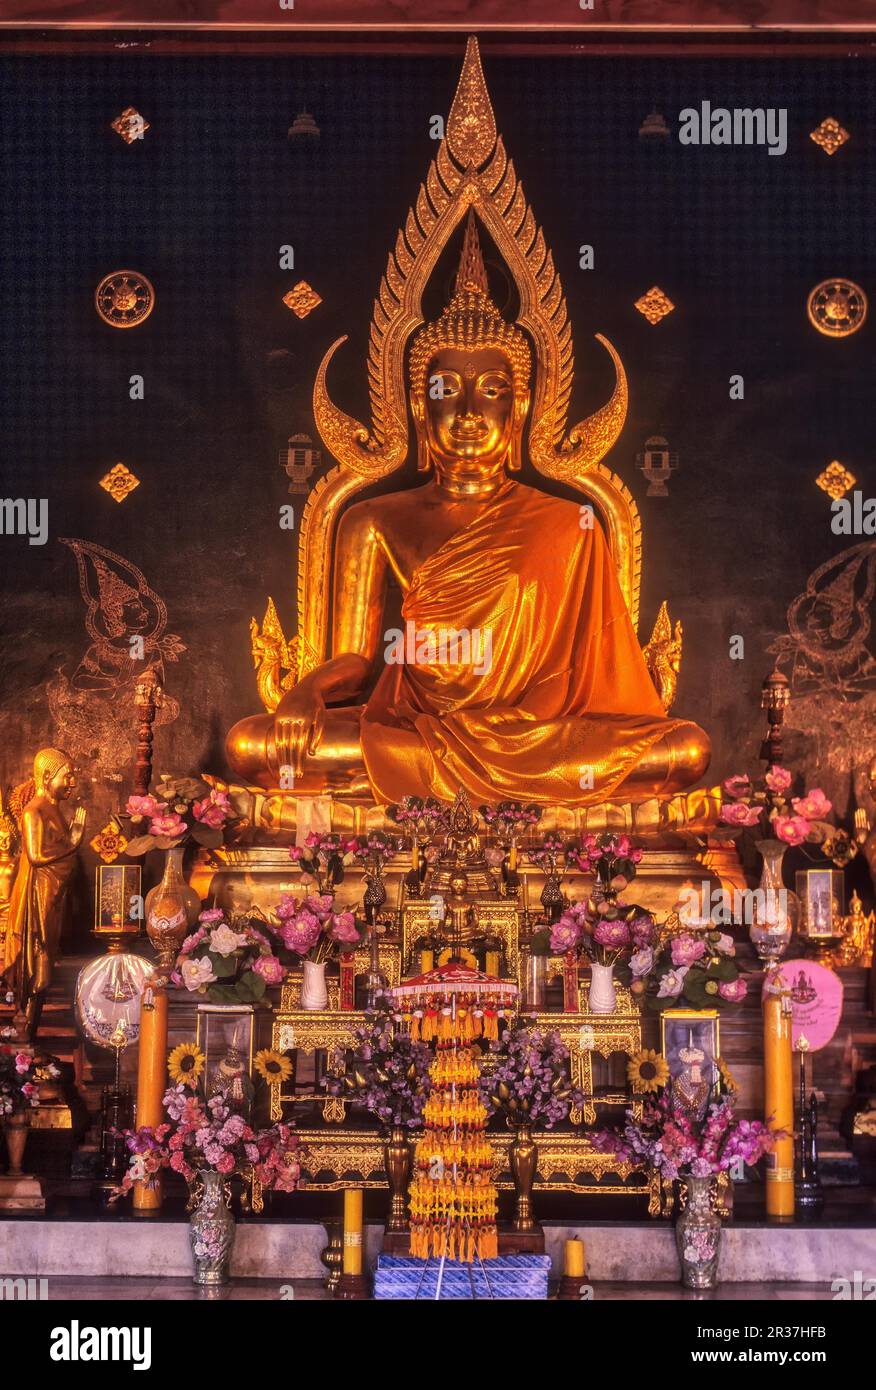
[447,36,497,170]
[454,210,489,298]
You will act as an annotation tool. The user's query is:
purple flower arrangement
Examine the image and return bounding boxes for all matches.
[323,994,432,1130]
[480,1024,584,1129]
[113,1084,303,1195]
[592,1082,779,1181]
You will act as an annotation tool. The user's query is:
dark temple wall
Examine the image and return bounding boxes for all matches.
[0,52,873,826]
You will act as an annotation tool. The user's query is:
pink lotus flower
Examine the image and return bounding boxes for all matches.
[657,967,688,998]
[720,802,762,828]
[208,922,248,957]
[629,913,656,947]
[791,789,832,820]
[630,947,654,978]
[253,954,284,984]
[328,911,359,945]
[192,795,228,829]
[713,933,735,956]
[718,978,748,1003]
[772,814,810,847]
[593,919,631,949]
[279,913,322,956]
[199,908,225,924]
[179,926,206,956]
[722,774,751,801]
[14,1052,30,1074]
[549,913,584,953]
[671,934,706,967]
[149,811,187,839]
[288,846,304,862]
[765,765,792,792]
[181,957,217,991]
[304,894,334,921]
[126,793,159,820]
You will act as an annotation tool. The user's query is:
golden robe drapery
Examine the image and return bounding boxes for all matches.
[360,480,706,805]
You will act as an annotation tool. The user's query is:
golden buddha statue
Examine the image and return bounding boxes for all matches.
[226,39,710,814]
[3,748,85,1038]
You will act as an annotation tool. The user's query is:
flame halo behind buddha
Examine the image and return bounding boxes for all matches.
[226,38,710,809]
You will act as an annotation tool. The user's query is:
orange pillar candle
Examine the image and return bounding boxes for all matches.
[763,983,794,1219]
[133,984,168,1211]
[411,843,420,875]
[564,1238,586,1278]
[343,1188,364,1275]
[509,843,518,873]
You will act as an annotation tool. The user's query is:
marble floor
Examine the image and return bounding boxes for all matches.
[31,1277,842,1300]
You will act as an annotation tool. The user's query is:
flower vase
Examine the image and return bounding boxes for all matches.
[301,959,328,1010]
[145,847,199,980]
[750,838,792,964]
[189,1170,236,1286]
[383,1125,412,1233]
[588,960,616,1015]
[676,1174,721,1289]
[3,1113,30,1177]
[508,1121,539,1232]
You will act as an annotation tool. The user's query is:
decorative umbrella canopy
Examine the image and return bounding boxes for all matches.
[392,962,518,1004]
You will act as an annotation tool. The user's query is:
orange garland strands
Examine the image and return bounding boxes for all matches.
[392,963,518,1264]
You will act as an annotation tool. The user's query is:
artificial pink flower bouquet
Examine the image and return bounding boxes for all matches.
[173,908,285,1003]
[272,891,365,965]
[719,766,833,848]
[593,1081,779,1181]
[531,833,654,979]
[113,1085,303,1196]
[638,926,749,1013]
[123,774,240,855]
[0,1045,55,1116]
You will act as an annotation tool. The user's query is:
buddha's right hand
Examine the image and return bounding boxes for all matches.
[274,680,326,779]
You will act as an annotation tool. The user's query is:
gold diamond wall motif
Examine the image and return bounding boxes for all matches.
[99,462,140,503]
[283,280,322,318]
[816,460,856,500]
[95,270,155,328]
[807,278,867,337]
[111,108,150,144]
[90,821,129,864]
[810,118,849,156]
[635,286,675,325]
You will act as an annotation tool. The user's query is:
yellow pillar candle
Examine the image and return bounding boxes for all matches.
[133,984,168,1211]
[420,948,435,973]
[763,984,794,1219]
[343,1188,364,1275]
[411,843,420,874]
[485,950,501,977]
[509,843,518,872]
[564,1238,586,1278]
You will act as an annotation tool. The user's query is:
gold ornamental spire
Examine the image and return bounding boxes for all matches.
[454,209,490,296]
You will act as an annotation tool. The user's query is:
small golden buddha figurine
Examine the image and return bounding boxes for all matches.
[3,748,85,1039]
[227,217,710,807]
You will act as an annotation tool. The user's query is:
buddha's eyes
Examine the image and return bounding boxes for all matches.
[437,374,461,397]
[478,374,511,399]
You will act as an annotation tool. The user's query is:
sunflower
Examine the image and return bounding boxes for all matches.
[717,1056,738,1094]
[627,1049,670,1094]
[254,1048,293,1086]
[168,1042,206,1089]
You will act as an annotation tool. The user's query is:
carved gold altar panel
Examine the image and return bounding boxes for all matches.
[292,1128,661,1210]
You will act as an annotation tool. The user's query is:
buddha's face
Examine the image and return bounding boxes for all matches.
[417,345,527,487]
